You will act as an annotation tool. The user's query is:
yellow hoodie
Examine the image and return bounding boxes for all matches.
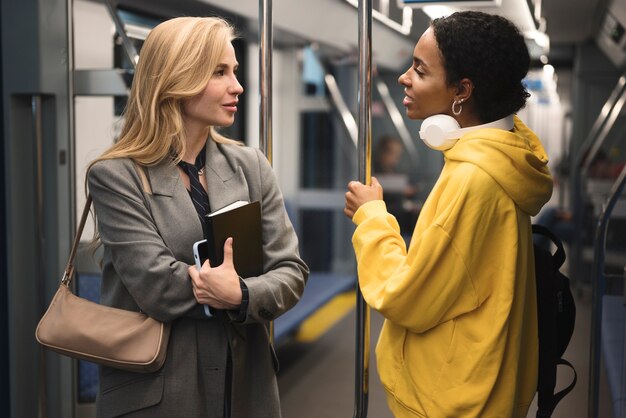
[352,116,553,417]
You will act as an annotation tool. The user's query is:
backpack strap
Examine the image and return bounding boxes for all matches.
[533,224,576,417]
[532,224,566,268]
[553,359,578,406]
[537,359,577,417]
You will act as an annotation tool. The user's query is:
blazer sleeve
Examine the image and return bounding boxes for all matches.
[88,160,198,322]
[238,149,309,324]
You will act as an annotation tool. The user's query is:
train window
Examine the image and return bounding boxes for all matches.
[300,112,336,189]
[299,210,334,271]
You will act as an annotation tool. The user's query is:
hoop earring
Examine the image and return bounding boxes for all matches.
[452,100,463,116]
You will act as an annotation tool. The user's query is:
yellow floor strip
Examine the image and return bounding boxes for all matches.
[294,290,357,343]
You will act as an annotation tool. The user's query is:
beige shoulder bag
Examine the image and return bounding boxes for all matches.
[35,163,171,373]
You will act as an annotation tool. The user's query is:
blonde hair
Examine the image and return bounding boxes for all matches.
[86,17,241,250]
[92,16,240,168]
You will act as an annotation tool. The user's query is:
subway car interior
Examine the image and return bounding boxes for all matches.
[2,0,626,416]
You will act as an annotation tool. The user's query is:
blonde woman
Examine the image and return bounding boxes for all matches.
[87,17,308,417]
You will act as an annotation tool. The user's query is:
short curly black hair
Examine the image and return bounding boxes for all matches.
[431,11,530,122]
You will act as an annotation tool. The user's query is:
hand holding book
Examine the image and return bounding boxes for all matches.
[190,237,243,310]
[204,200,263,277]
[190,200,263,317]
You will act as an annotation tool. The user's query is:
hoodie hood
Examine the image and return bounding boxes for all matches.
[443,115,553,216]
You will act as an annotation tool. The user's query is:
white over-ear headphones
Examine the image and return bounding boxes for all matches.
[419,114,515,151]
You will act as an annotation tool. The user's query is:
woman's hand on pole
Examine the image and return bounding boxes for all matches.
[344,176,384,219]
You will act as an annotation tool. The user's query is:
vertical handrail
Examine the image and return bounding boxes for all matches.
[66,0,77,414]
[354,0,372,417]
[588,165,626,418]
[571,75,626,284]
[33,96,47,418]
[259,0,274,342]
[259,0,273,165]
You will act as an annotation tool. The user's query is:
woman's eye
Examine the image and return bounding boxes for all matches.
[413,67,424,76]
[214,70,225,77]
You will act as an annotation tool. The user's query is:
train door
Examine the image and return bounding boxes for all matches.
[2,0,75,417]
[0,10,9,416]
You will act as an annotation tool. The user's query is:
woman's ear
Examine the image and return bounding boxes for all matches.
[455,78,474,102]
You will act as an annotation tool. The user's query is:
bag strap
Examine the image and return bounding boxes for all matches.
[61,196,92,287]
[537,359,577,417]
[532,224,566,268]
[62,161,152,286]
[134,162,153,195]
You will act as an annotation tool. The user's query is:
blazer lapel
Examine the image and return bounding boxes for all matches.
[204,139,251,212]
[141,139,251,221]
[145,158,202,232]
[145,160,179,197]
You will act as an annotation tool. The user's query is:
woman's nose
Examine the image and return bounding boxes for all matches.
[231,78,244,95]
[398,71,409,86]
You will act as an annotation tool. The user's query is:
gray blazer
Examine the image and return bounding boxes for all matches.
[88,139,309,418]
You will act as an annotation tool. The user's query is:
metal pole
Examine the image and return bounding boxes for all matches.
[259,0,274,343]
[588,165,626,418]
[259,0,273,165]
[354,1,372,417]
[105,0,139,68]
[33,96,47,418]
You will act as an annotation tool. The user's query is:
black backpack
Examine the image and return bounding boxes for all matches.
[532,224,577,418]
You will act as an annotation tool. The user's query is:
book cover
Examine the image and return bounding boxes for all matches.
[204,200,263,278]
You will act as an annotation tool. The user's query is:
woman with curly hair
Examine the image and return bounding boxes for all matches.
[345,11,552,417]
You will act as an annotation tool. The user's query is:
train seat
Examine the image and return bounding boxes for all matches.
[274,271,355,343]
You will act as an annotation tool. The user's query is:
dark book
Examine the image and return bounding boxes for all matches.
[204,200,263,278]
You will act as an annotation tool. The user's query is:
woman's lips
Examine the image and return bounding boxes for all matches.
[223,102,238,112]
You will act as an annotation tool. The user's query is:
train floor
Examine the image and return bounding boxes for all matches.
[276,285,614,418]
